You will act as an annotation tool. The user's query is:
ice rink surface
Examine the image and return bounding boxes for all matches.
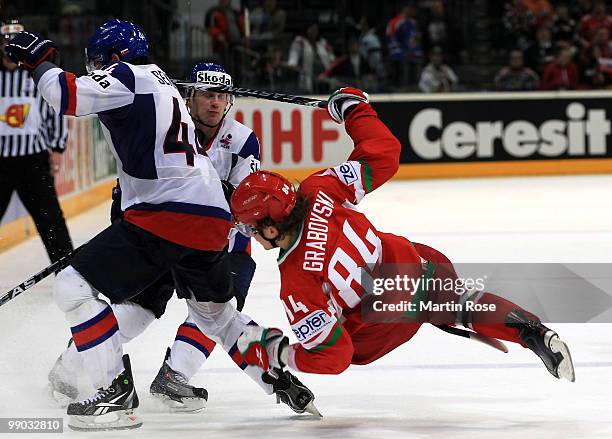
[1,175,611,439]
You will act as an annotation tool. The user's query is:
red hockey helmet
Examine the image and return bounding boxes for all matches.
[231,170,297,226]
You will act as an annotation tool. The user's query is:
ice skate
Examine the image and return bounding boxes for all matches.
[507,310,575,382]
[149,348,208,412]
[67,354,141,431]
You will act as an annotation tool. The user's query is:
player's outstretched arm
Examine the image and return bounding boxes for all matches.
[338,91,402,193]
[6,31,134,117]
[238,273,355,375]
[304,88,402,206]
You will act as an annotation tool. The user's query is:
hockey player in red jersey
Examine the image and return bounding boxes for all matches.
[231,87,575,382]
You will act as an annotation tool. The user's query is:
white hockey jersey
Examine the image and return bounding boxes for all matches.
[37,62,231,251]
[201,117,260,252]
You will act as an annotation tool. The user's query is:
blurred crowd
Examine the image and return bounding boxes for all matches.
[494,0,612,91]
[204,0,465,94]
[7,0,612,94]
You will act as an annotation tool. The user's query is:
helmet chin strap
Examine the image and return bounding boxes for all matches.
[263,235,279,249]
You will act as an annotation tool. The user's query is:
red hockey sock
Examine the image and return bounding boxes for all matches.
[469,292,541,347]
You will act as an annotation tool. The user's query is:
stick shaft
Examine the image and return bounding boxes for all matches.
[172,81,328,109]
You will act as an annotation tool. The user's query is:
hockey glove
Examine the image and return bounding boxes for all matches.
[237,326,288,371]
[110,180,123,224]
[327,87,369,124]
[5,31,58,71]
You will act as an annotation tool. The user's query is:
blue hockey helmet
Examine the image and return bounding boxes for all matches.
[188,62,234,118]
[86,19,149,72]
[189,62,232,85]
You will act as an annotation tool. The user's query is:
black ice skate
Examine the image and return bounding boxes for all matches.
[263,368,322,417]
[67,354,141,431]
[149,347,208,412]
[48,339,78,407]
[506,310,575,382]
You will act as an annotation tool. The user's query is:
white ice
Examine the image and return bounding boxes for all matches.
[1,175,612,439]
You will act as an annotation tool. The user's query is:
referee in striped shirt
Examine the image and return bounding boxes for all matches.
[0,21,72,263]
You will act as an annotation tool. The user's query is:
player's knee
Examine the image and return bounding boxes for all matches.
[54,266,95,313]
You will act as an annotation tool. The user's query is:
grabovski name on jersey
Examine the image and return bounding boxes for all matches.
[36,61,232,251]
[203,117,261,252]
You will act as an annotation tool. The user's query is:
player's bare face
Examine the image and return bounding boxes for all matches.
[191,91,228,127]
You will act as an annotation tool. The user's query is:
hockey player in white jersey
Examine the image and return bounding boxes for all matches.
[5,20,285,431]
[47,63,317,416]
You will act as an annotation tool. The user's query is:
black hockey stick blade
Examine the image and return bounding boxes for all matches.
[435,324,509,353]
[0,243,85,308]
[172,80,327,109]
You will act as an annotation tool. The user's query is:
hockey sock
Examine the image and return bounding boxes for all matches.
[185,300,273,393]
[466,292,540,347]
[54,266,123,389]
[111,301,156,344]
[168,319,217,381]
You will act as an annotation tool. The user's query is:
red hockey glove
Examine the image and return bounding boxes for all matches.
[327,87,369,124]
[4,31,58,71]
[237,326,288,371]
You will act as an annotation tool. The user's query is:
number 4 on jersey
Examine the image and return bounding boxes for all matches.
[163,97,204,166]
[283,294,310,322]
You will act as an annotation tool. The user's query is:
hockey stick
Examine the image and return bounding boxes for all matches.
[435,324,509,353]
[172,81,327,109]
[0,243,85,308]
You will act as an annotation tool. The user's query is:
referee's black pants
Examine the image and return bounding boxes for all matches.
[0,151,73,263]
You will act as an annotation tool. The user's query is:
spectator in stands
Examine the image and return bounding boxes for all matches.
[287,23,335,93]
[503,0,537,51]
[521,0,553,27]
[580,26,612,61]
[540,45,578,90]
[257,45,296,92]
[580,27,612,88]
[524,26,555,74]
[205,0,244,70]
[421,0,464,64]
[551,3,578,45]
[359,17,386,80]
[250,0,287,39]
[418,46,458,93]
[578,0,612,46]
[321,37,374,89]
[570,0,594,22]
[494,50,540,91]
[386,4,423,87]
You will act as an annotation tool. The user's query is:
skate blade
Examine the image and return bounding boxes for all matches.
[50,389,74,408]
[550,337,576,382]
[68,410,142,431]
[151,392,207,413]
[304,401,323,418]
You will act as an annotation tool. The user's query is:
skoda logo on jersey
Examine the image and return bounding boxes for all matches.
[196,71,233,87]
[292,310,333,342]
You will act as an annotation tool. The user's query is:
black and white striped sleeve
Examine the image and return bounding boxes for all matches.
[43,100,68,153]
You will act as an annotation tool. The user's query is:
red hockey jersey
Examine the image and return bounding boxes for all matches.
[278,103,421,374]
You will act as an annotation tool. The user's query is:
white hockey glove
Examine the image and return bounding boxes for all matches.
[237,326,289,371]
[326,87,369,124]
